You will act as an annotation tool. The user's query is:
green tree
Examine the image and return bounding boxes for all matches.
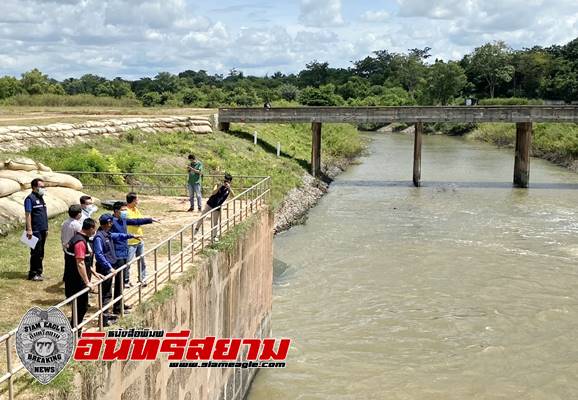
[512,49,552,98]
[337,76,370,100]
[387,51,429,98]
[20,68,51,95]
[466,41,515,98]
[298,60,330,88]
[278,84,299,101]
[0,76,23,99]
[79,74,108,95]
[297,84,344,106]
[181,88,206,106]
[426,60,467,105]
[141,91,162,107]
[352,50,395,85]
[154,72,181,93]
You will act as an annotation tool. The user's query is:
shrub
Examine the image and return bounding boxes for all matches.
[478,97,544,105]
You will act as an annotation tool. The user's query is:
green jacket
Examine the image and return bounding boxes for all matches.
[188,161,203,185]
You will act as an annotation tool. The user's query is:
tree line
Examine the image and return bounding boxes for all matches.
[0,38,577,108]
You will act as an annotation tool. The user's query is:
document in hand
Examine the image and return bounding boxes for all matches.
[20,231,39,250]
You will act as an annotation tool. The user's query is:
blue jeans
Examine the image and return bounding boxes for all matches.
[127,241,147,282]
[188,183,202,210]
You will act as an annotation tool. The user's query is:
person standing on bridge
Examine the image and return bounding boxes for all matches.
[126,193,160,287]
[24,178,48,281]
[187,154,203,212]
[194,173,234,241]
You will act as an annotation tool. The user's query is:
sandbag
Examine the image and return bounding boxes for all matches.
[4,157,37,171]
[0,196,25,235]
[39,172,83,191]
[47,187,98,206]
[6,190,67,219]
[36,162,53,172]
[0,170,41,189]
[0,178,21,197]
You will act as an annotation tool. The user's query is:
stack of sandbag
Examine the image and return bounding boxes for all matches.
[0,156,92,235]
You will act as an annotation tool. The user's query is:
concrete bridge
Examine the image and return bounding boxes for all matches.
[217,106,578,188]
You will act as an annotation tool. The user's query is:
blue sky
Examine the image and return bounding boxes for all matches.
[0,0,577,80]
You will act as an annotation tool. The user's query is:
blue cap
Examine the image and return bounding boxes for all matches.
[99,213,114,224]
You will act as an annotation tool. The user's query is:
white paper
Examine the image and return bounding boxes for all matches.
[20,231,39,250]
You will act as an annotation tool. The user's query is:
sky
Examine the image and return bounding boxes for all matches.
[0,0,577,80]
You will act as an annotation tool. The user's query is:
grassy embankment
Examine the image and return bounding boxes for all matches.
[467,123,578,168]
[0,122,363,332]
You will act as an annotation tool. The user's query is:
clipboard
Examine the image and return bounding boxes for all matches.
[20,232,39,250]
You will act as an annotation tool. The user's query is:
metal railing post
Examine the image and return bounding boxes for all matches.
[201,218,205,251]
[153,249,158,292]
[6,334,13,400]
[136,260,142,304]
[97,282,104,331]
[226,202,230,231]
[72,298,78,340]
[168,239,172,281]
[180,231,184,272]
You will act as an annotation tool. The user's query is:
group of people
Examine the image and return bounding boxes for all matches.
[23,158,235,330]
[25,179,159,329]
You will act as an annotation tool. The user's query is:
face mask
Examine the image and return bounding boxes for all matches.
[37,188,46,196]
[120,210,128,220]
[87,205,98,215]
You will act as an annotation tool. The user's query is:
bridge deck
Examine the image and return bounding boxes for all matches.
[218,106,578,124]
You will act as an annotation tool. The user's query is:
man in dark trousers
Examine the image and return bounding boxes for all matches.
[24,178,48,281]
[110,201,153,302]
[63,218,102,333]
[94,214,140,325]
[195,173,234,241]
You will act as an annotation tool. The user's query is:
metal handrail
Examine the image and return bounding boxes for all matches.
[0,175,271,398]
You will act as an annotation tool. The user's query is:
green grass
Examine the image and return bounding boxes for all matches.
[22,123,363,208]
[1,94,142,107]
[468,123,578,165]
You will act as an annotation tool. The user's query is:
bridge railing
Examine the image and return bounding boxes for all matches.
[0,175,271,400]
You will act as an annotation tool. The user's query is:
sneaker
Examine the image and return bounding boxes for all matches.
[187,207,194,212]
[103,318,117,327]
[141,281,148,288]
[31,275,43,282]
[124,282,133,289]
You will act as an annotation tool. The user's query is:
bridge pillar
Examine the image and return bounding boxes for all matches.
[413,122,423,187]
[514,122,532,188]
[218,122,230,132]
[311,122,322,177]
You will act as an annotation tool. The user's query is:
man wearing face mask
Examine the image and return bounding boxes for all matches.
[111,201,154,297]
[63,218,103,333]
[79,195,98,223]
[24,178,48,281]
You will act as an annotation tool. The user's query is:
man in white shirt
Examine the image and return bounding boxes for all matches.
[61,204,83,282]
[61,204,83,251]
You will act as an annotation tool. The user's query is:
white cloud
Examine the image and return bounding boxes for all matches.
[361,11,390,23]
[0,0,576,79]
[299,0,344,28]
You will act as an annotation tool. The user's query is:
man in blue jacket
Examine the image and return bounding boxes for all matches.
[94,213,140,325]
[110,201,154,302]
